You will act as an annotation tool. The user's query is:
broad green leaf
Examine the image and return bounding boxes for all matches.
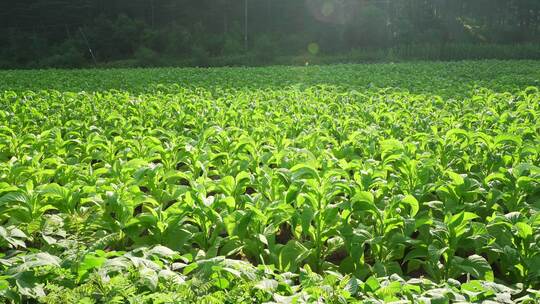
[278,240,309,272]
[515,222,533,239]
[291,164,319,181]
[352,191,377,214]
[401,195,419,217]
[457,255,494,281]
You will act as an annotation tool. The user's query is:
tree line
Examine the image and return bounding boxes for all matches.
[1,0,539,68]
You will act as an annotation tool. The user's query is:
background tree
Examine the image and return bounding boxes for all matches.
[0,0,539,68]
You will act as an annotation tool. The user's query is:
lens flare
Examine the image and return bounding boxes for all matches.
[305,0,361,25]
[308,43,320,55]
[321,2,334,17]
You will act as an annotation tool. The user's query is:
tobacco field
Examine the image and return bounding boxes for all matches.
[0,60,539,303]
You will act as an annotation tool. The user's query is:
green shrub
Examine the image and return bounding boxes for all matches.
[134,46,163,67]
[254,35,277,64]
[190,45,209,67]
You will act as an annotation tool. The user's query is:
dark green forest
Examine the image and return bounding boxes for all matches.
[1,0,540,68]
